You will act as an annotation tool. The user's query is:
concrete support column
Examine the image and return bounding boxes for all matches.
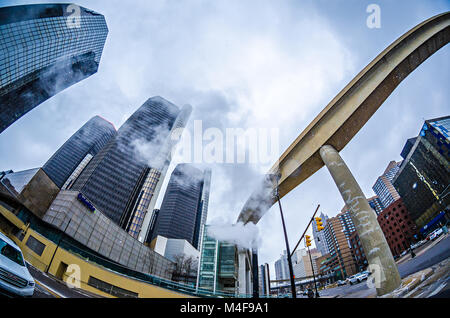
[319,145,401,296]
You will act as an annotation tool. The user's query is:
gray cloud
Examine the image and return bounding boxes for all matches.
[1,0,449,280]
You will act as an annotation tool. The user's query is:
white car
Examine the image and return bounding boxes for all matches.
[430,228,444,241]
[0,232,35,297]
[346,274,359,285]
[347,272,370,285]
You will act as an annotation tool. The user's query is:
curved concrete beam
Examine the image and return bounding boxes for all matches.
[238,12,450,225]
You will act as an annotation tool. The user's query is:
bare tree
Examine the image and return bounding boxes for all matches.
[171,254,198,284]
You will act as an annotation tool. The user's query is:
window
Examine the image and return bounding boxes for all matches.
[25,235,46,256]
[0,238,25,266]
[88,276,138,298]
[13,229,25,241]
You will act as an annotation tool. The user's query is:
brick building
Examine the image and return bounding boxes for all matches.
[377,198,419,257]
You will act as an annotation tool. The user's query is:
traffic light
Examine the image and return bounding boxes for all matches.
[305,235,312,247]
[315,217,324,232]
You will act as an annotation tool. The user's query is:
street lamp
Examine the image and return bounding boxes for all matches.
[46,218,71,274]
[271,173,297,299]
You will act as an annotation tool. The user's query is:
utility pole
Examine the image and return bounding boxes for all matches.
[272,174,297,298]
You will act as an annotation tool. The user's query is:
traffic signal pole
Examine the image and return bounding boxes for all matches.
[307,244,319,297]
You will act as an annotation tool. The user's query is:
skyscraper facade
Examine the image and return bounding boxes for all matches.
[393,116,450,229]
[42,116,116,188]
[71,97,188,231]
[0,4,108,132]
[323,214,358,280]
[258,263,271,296]
[367,195,384,215]
[150,164,210,249]
[372,161,401,209]
[274,250,289,282]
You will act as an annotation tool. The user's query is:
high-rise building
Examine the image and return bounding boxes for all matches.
[367,195,384,215]
[323,213,358,280]
[312,212,330,256]
[258,263,271,296]
[0,4,108,132]
[274,250,289,282]
[393,116,450,229]
[337,207,356,240]
[42,116,116,188]
[193,169,211,249]
[144,209,160,245]
[71,97,190,234]
[349,231,368,272]
[150,164,211,249]
[372,161,402,209]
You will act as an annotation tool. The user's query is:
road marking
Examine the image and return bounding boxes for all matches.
[427,282,448,298]
[35,280,66,298]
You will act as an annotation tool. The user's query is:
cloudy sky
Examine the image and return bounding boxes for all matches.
[1,0,449,277]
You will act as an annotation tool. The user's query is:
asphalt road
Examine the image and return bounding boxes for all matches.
[316,234,450,298]
[398,235,450,278]
[27,264,98,298]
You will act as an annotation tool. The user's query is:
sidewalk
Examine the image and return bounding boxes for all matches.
[340,256,450,298]
[381,256,450,298]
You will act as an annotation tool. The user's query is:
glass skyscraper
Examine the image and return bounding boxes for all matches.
[150,164,211,249]
[42,116,116,188]
[0,4,108,132]
[71,97,188,232]
[393,116,450,228]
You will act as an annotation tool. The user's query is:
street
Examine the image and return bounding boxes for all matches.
[314,234,450,298]
[3,233,449,298]
[27,264,99,298]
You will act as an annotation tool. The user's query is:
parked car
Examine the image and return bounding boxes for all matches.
[430,228,444,241]
[337,280,346,286]
[411,240,426,250]
[346,274,358,285]
[0,232,35,297]
[347,272,370,285]
[357,271,370,281]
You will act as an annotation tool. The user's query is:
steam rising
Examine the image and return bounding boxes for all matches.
[207,221,261,250]
[130,122,173,170]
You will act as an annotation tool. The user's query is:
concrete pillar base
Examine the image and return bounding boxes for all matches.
[319,145,401,296]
